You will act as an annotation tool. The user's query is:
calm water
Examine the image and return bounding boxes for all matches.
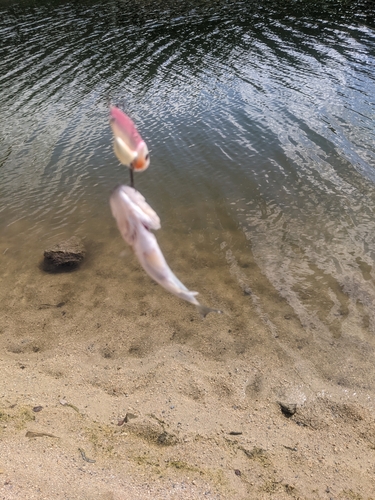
[1,1,375,348]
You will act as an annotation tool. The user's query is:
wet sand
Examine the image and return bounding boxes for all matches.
[1,221,375,500]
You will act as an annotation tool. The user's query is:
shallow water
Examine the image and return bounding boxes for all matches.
[1,1,375,403]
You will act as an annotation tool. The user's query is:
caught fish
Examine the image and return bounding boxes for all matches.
[110,185,221,317]
[109,106,150,172]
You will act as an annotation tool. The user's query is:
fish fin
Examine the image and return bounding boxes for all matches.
[197,304,223,318]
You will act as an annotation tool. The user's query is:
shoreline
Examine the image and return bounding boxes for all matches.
[1,234,375,499]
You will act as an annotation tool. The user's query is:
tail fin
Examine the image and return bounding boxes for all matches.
[197,304,223,318]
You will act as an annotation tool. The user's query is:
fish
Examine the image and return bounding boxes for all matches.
[110,185,221,317]
[109,106,150,172]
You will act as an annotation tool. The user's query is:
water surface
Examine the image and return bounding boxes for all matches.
[1,0,375,405]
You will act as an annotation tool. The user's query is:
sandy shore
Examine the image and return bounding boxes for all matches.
[1,222,375,500]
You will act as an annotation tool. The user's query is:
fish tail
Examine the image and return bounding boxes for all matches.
[197,304,223,318]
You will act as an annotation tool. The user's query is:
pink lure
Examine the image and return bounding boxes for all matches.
[109,106,150,172]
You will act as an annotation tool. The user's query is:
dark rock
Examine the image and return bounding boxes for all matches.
[278,401,297,417]
[43,236,86,272]
[157,431,177,446]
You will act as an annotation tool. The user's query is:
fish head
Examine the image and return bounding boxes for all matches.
[110,185,160,247]
[109,185,138,246]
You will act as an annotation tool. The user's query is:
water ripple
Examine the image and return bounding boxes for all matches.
[1,0,375,341]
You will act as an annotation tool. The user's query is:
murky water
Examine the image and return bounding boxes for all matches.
[1,1,375,401]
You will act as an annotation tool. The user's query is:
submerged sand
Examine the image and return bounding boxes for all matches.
[1,216,375,500]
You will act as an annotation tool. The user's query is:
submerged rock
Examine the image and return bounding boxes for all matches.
[43,236,86,272]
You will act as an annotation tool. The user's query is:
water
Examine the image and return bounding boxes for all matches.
[1,1,375,402]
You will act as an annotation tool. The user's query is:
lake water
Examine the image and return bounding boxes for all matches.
[1,1,375,402]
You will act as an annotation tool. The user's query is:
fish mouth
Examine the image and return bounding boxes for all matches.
[132,154,150,171]
[133,162,148,171]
